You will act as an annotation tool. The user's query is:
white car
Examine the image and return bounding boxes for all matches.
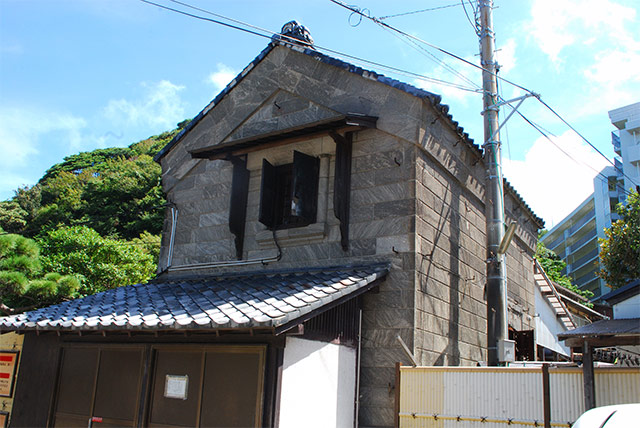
[572,403,640,428]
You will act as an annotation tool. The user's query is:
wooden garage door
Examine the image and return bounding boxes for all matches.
[148,346,266,428]
[52,346,144,427]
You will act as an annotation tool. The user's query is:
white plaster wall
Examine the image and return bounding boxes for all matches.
[278,337,356,428]
[534,286,571,356]
[613,293,640,319]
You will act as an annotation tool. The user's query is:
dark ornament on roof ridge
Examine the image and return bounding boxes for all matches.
[272,20,315,49]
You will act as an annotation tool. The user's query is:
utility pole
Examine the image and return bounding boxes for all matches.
[479,0,509,366]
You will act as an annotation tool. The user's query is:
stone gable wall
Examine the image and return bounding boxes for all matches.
[157,44,539,428]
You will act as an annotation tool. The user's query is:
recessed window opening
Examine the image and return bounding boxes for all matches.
[259,150,319,230]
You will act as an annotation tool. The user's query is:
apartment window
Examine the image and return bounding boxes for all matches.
[259,150,320,230]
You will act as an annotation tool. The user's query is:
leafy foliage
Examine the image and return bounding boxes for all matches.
[0,233,80,315]
[598,189,640,289]
[0,122,191,312]
[0,124,186,240]
[535,238,594,303]
[0,201,28,234]
[132,231,162,265]
[38,226,156,296]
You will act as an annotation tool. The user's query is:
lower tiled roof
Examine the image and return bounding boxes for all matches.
[0,263,389,334]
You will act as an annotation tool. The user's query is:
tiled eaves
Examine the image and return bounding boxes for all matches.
[0,263,389,334]
[153,39,542,227]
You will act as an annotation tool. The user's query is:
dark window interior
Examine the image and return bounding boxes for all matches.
[259,150,319,230]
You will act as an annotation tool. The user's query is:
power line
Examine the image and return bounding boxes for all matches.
[328,0,533,94]
[537,98,639,188]
[328,0,636,193]
[513,108,635,198]
[460,0,481,36]
[375,19,480,91]
[167,0,278,36]
[139,0,272,39]
[379,3,462,20]
[143,0,631,196]
[139,0,480,93]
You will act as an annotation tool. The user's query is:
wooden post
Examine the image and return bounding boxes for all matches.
[542,364,551,428]
[582,341,596,410]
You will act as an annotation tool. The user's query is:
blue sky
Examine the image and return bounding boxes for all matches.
[1,0,639,227]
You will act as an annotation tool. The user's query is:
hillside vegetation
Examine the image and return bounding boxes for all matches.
[0,121,188,314]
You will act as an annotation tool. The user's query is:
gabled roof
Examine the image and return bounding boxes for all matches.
[0,263,389,335]
[153,39,544,228]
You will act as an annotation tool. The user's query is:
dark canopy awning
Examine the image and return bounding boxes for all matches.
[558,318,640,348]
[189,113,377,160]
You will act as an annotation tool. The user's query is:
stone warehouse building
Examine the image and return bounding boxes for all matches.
[1,24,543,428]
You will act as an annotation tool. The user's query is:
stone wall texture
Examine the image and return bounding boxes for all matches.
[158,44,541,428]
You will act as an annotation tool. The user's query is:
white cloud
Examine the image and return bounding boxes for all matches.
[207,64,238,94]
[497,38,517,74]
[528,0,637,64]
[0,108,86,168]
[0,79,189,199]
[103,80,185,131]
[503,131,610,227]
[0,107,89,200]
[580,49,640,113]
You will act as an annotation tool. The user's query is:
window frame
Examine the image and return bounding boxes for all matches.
[258,150,320,231]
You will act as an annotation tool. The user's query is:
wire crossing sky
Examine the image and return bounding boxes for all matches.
[1,0,639,227]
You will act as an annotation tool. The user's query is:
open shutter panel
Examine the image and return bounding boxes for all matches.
[259,158,277,229]
[229,157,250,259]
[291,150,320,225]
[332,132,353,251]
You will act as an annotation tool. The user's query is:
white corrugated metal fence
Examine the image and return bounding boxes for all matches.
[398,366,640,428]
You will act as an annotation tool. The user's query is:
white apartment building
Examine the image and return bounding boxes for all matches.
[542,102,640,299]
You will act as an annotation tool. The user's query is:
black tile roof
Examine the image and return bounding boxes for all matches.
[0,263,389,334]
[558,318,640,339]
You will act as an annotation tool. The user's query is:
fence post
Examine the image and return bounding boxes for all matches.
[542,364,550,428]
[394,362,401,428]
[583,341,596,410]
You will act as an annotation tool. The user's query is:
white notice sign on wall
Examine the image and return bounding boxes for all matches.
[164,374,189,400]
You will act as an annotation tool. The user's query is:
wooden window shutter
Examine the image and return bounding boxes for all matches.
[229,157,249,259]
[332,131,352,251]
[291,150,320,225]
[259,158,277,229]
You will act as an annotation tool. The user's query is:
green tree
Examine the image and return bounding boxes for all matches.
[598,189,640,288]
[0,233,80,315]
[535,237,594,302]
[81,154,164,239]
[131,231,162,265]
[0,201,28,233]
[38,226,156,296]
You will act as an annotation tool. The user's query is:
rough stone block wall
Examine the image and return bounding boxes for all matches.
[414,151,488,366]
[412,102,540,368]
[156,44,541,428]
